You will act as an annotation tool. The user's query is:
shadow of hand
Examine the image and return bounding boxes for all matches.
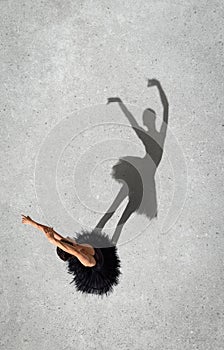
[147,79,160,87]
[107,97,122,104]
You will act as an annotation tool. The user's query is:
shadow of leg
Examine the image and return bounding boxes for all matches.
[112,199,136,245]
[95,185,128,231]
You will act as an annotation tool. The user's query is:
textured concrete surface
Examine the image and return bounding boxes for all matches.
[1,1,224,349]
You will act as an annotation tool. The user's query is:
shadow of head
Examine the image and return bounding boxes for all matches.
[143,108,156,130]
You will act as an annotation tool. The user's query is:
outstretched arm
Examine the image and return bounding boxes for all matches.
[49,238,96,267]
[21,214,64,240]
[21,215,96,267]
[147,79,169,133]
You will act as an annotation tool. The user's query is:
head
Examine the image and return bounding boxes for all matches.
[142,108,156,130]
[56,247,73,261]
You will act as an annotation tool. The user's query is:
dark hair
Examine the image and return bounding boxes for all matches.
[56,247,73,261]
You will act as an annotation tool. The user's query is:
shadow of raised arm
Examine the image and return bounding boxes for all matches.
[148,79,169,138]
[107,97,145,142]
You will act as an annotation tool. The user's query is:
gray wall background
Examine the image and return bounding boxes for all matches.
[1,1,223,349]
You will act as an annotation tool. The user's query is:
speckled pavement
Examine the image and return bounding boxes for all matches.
[1,1,223,349]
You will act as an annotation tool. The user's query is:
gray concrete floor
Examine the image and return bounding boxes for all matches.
[1,1,224,349]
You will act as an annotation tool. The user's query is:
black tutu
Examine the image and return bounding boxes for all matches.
[56,229,122,297]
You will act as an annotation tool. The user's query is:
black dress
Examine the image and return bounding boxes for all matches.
[56,229,122,297]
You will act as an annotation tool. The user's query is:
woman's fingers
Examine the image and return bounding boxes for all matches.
[21,214,31,224]
[43,226,55,238]
[22,216,28,224]
[43,227,53,234]
[21,214,30,218]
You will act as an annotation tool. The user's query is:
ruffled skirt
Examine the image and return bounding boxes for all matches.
[57,230,122,297]
[111,156,157,219]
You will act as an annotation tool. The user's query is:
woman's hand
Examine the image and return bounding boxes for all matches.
[21,214,32,225]
[147,79,160,87]
[42,225,54,236]
[21,215,57,240]
[107,97,122,104]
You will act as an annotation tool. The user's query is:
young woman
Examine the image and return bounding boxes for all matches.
[21,214,121,296]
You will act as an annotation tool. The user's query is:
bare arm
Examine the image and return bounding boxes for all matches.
[21,215,94,255]
[49,237,96,267]
[21,215,96,267]
[21,214,65,240]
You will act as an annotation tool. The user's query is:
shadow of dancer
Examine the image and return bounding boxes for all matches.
[95,79,169,245]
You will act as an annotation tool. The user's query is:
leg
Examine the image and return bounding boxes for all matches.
[95,185,128,230]
[112,199,136,245]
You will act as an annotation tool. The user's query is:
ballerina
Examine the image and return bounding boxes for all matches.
[21,78,168,296]
[21,214,121,296]
[95,79,169,244]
